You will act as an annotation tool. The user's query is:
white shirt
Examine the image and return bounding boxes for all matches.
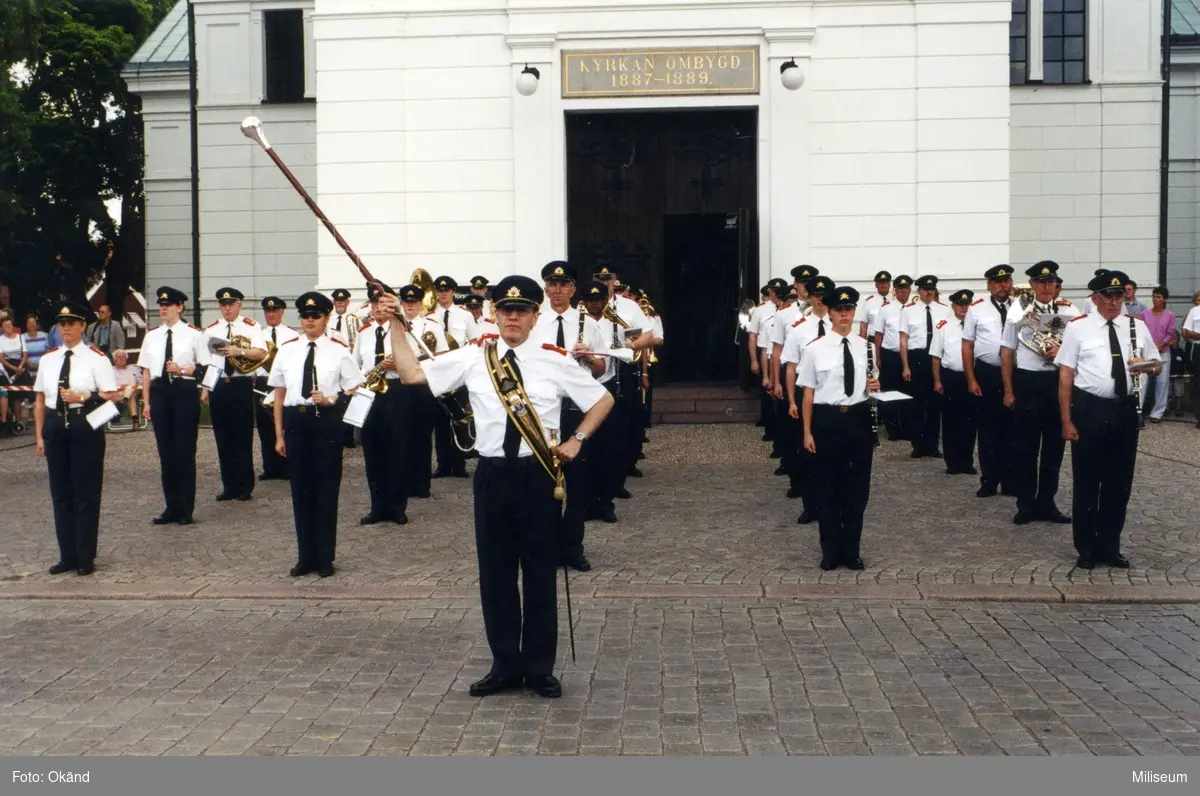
[797,332,869,406]
[585,312,625,384]
[356,317,448,377]
[205,315,267,380]
[651,315,664,342]
[474,317,499,342]
[1181,305,1200,338]
[853,292,891,331]
[33,343,117,410]
[899,300,951,352]
[747,302,774,340]
[0,333,25,362]
[532,307,607,356]
[268,334,362,407]
[769,303,801,349]
[757,303,779,351]
[962,296,1012,366]
[930,316,966,372]
[422,338,608,458]
[1055,312,1162,399]
[870,301,906,351]
[258,324,300,377]
[428,304,479,350]
[327,310,359,347]
[781,313,830,366]
[139,320,210,380]
[1001,299,1081,372]
[1081,298,1126,316]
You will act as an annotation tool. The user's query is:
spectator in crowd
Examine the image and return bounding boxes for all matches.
[85,304,124,358]
[1123,281,1147,319]
[1183,290,1200,430]
[0,316,30,428]
[111,349,143,429]
[21,314,48,376]
[1141,287,1178,423]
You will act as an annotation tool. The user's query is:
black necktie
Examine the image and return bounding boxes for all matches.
[1107,320,1127,397]
[335,315,342,333]
[556,316,565,348]
[301,341,316,399]
[925,305,933,348]
[375,326,385,366]
[162,328,173,379]
[58,350,73,415]
[842,339,854,397]
[817,318,825,338]
[994,299,1007,326]
[443,309,450,331]
[271,327,277,345]
[502,350,523,461]
[224,323,234,375]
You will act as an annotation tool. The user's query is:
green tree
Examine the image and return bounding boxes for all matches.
[0,0,174,326]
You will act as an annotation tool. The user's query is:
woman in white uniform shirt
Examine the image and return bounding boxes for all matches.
[34,301,118,576]
[269,291,363,578]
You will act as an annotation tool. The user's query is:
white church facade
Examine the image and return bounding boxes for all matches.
[125,0,1189,365]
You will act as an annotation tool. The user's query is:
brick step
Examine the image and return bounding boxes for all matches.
[649,381,757,424]
[653,384,754,401]
[653,411,760,424]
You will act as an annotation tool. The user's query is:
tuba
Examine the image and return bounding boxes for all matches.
[410,268,437,315]
[1015,299,1068,361]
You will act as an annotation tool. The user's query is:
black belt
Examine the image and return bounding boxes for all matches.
[813,402,870,415]
[478,456,540,468]
[219,376,252,385]
[1072,388,1137,408]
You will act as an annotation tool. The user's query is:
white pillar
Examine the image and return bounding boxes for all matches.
[764,28,815,281]
[508,34,560,275]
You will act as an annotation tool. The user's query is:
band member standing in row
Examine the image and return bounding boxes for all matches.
[256,296,298,481]
[35,301,118,576]
[869,274,911,441]
[580,281,630,523]
[930,289,978,476]
[398,286,450,500]
[354,285,411,526]
[782,278,832,520]
[383,276,613,699]
[532,262,606,572]
[1056,270,1161,570]
[203,288,267,502]
[270,291,363,578]
[327,288,359,450]
[469,275,492,320]
[854,270,892,339]
[430,275,476,479]
[899,275,948,458]
[1001,261,1077,525]
[962,264,1016,498]
[798,285,879,571]
[141,287,209,525]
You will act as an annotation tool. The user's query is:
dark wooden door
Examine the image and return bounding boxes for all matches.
[565,109,758,382]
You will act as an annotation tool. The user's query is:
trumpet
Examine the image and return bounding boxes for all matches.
[362,363,389,394]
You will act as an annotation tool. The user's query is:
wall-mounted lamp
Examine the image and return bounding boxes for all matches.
[516,65,541,96]
[779,58,804,91]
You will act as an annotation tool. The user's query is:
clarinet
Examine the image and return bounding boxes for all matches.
[865,337,880,448]
[1129,315,1144,430]
[611,296,623,399]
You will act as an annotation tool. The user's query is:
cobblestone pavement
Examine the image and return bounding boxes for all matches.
[0,421,1198,599]
[1,599,1198,756]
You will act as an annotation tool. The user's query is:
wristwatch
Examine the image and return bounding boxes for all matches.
[574,432,587,442]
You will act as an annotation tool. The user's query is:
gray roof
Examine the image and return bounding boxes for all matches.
[1175,0,1200,38]
[126,0,189,70]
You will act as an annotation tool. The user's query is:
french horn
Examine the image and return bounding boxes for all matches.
[1015,299,1067,361]
[207,335,262,374]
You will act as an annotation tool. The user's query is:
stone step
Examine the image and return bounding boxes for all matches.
[650,382,757,424]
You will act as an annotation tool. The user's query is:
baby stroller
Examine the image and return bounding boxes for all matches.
[0,371,27,436]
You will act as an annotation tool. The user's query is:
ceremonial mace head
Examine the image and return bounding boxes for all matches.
[240,116,271,150]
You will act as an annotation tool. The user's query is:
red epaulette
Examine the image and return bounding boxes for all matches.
[207,320,220,328]
[44,346,60,354]
[792,317,807,328]
[542,343,568,356]
[971,298,985,306]
[1069,314,1088,323]
[358,320,373,333]
[242,317,257,326]
[188,324,202,332]
[330,337,347,347]
[936,319,948,329]
[1055,299,1072,306]
[88,345,106,356]
[280,338,298,345]
[905,301,916,308]
[934,300,945,305]
[479,333,499,343]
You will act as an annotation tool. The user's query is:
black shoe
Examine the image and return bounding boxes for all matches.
[527,674,563,699]
[431,470,451,479]
[216,492,233,502]
[1040,508,1071,524]
[410,492,431,499]
[601,508,618,523]
[786,488,801,499]
[909,451,924,459]
[562,555,592,572]
[77,563,94,576]
[392,514,409,525]
[615,488,632,500]
[819,558,839,571]
[628,467,643,478]
[152,513,177,525]
[774,465,787,476]
[963,466,978,475]
[290,564,313,577]
[469,673,523,697]
[769,451,782,459]
[48,562,75,575]
[359,513,385,525]
[1104,553,1131,569]
[1000,486,1019,497]
[1012,510,1035,525]
[177,516,194,525]
[844,557,865,571]
[639,450,647,457]
[1075,554,1096,570]
[976,485,997,498]
[318,565,335,578]
[928,450,942,458]
[797,511,814,525]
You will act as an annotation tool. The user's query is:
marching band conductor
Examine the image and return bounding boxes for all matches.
[269,291,363,578]
[380,276,613,700]
[34,301,118,576]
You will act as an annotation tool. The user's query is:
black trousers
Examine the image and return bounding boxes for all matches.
[974,361,1013,490]
[44,410,105,567]
[404,385,437,498]
[1193,346,1200,425]
[940,368,977,473]
[283,404,344,569]
[254,376,287,478]
[1070,390,1139,558]
[474,457,559,678]
[905,349,941,455]
[621,363,643,470]
[362,383,409,520]
[781,413,802,488]
[559,406,588,559]
[811,404,874,563]
[149,377,200,518]
[587,380,626,509]
[210,376,256,497]
[434,387,467,474]
[1011,369,1065,514]
[878,349,905,439]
